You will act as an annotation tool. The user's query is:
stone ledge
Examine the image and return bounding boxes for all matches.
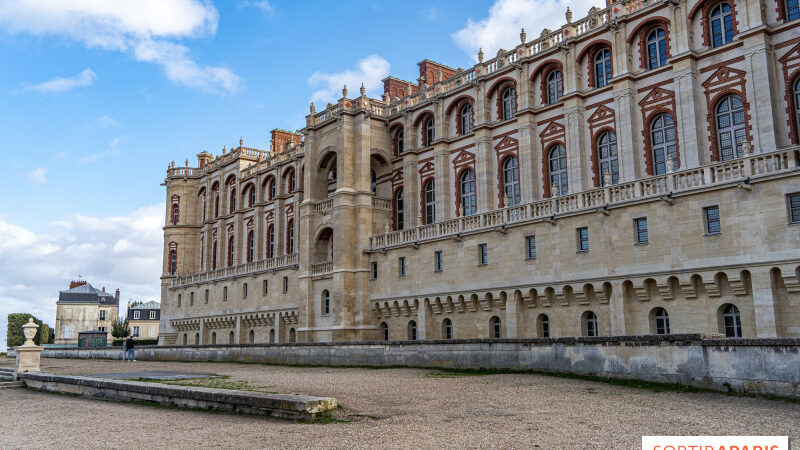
[18,372,336,420]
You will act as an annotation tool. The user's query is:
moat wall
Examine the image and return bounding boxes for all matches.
[37,334,800,398]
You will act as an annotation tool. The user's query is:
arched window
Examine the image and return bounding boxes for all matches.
[229,331,234,344]
[537,314,550,338]
[460,170,477,216]
[653,307,670,334]
[502,87,516,120]
[460,104,473,134]
[228,236,235,266]
[490,316,502,338]
[442,318,453,340]
[548,145,568,196]
[721,304,742,337]
[322,290,330,315]
[646,28,667,69]
[546,70,563,105]
[214,192,219,217]
[212,240,217,270]
[396,129,404,154]
[249,186,256,207]
[710,3,734,47]
[795,78,800,139]
[267,179,276,200]
[597,131,619,185]
[194,333,199,345]
[395,188,404,230]
[286,219,294,253]
[408,320,417,340]
[249,329,254,344]
[380,322,389,341]
[289,328,296,343]
[211,332,217,345]
[229,188,236,213]
[788,0,800,21]
[425,117,435,146]
[715,95,746,161]
[246,230,254,263]
[267,224,275,258]
[269,328,275,343]
[183,334,188,345]
[583,311,598,337]
[651,113,678,175]
[171,204,179,225]
[424,179,436,224]
[370,169,377,194]
[502,157,520,206]
[201,194,207,222]
[287,170,296,193]
[594,49,612,88]
[169,250,177,275]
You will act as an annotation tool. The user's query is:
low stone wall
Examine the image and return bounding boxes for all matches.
[40,335,800,398]
[19,372,336,420]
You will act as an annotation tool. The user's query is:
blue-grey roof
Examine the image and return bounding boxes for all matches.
[130,301,160,310]
[58,283,118,306]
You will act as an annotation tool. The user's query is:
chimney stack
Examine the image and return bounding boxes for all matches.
[115,289,120,302]
[69,280,87,289]
[102,287,105,292]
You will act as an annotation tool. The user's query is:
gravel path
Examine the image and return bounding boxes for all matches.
[1,358,798,449]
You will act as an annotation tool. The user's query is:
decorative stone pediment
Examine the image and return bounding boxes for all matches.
[452,150,476,166]
[587,105,615,124]
[418,160,435,175]
[639,87,675,107]
[539,121,565,139]
[702,66,746,88]
[494,135,519,153]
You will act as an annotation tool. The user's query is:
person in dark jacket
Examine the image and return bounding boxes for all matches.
[123,335,136,361]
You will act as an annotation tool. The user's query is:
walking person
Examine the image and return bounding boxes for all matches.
[123,335,136,361]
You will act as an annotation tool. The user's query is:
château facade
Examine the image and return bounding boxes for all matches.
[158,0,800,345]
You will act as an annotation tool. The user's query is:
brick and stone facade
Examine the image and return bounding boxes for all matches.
[158,0,800,345]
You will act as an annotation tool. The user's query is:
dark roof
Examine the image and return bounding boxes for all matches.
[58,283,118,306]
[130,301,160,310]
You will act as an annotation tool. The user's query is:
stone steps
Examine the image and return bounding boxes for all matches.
[0,381,25,389]
[0,367,17,381]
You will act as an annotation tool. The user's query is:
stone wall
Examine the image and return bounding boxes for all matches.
[40,335,800,398]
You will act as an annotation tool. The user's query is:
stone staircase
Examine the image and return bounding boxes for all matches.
[0,367,24,389]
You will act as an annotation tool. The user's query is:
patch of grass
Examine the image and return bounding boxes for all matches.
[129,376,279,394]
[302,409,351,424]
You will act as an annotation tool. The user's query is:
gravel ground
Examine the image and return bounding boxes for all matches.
[1,357,798,449]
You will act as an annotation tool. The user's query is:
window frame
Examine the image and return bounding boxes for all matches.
[709,2,734,48]
[593,48,612,88]
[583,311,599,337]
[787,0,800,21]
[283,276,288,293]
[460,169,477,216]
[548,144,568,196]
[434,250,443,272]
[653,307,670,334]
[322,290,330,316]
[478,243,488,266]
[425,117,435,146]
[460,104,473,134]
[646,27,667,69]
[526,235,536,259]
[502,156,521,206]
[263,279,268,296]
[399,256,406,277]
[395,188,404,231]
[722,304,742,337]
[501,87,516,120]
[577,227,590,252]
[546,69,563,105]
[371,261,378,280]
[650,113,678,175]
[788,193,800,224]
[424,179,436,224]
[597,131,619,185]
[634,217,649,244]
[704,206,721,235]
[715,94,746,161]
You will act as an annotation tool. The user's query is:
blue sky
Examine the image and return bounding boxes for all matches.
[0,0,598,350]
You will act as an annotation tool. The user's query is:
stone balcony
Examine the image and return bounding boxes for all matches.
[369,147,799,251]
[171,253,299,288]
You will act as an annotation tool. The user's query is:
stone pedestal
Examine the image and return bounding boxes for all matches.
[15,345,43,372]
[15,318,43,373]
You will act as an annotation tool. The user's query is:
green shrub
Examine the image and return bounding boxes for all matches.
[6,313,50,347]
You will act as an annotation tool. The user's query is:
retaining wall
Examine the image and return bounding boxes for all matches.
[40,334,800,398]
[19,372,336,420]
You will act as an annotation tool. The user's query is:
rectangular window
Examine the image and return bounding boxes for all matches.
[133,311,140,320]
[399,257,406,276]
[133,326,140,338]
[263,280,268,295]
[283,276,288,293]
[577,227,589,251]
[190,292,194,306]
[704,206,721,234]
[149,311,156,320]
[178,295,182,308]
[434,251,443,271]
[99,310,107,321]
[98,327,106,333]
[243,283,248,299]
[526,236,536,259]
[635,218,648,244]
[204,290,208,304]
[478,244,488,265]
[223,286,228,301]
[788,193,800,224]
[371,261,378,280]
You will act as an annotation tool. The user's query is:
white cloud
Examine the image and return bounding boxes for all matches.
[91,115,121,129]
[240,0,274,16]
[0,204,165,351]
[451,0,602,60]
[27,167,47,184]
[23,67,96,93]
[308,55,390,105]
[0,0,242,94]
[80,136,124,163]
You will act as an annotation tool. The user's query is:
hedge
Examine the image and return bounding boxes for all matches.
[112,339,158,346]
[6,313,51,347]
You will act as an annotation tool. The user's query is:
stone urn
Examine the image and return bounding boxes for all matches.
[16,318,43,373]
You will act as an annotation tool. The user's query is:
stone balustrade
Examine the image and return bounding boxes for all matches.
[311,261,333,276]
[369,148,799,250]
[171,253,299,288]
